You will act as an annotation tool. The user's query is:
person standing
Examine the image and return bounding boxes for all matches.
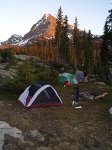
[72,77,82,108]
[74,84,80,104]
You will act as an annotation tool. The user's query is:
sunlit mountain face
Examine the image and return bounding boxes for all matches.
[1,13,74,46]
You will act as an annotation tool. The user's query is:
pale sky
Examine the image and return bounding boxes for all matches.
[0,0,111,42]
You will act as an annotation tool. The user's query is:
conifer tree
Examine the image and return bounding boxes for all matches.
[13,60,35,92]
[100,20,109,66]
[108,8,112,61]
[81,30,88,69]
[59,15,69,64]
[55,7,63,62]
[73,17,80,68]
[86,30,93,74]
[100,7,112,80]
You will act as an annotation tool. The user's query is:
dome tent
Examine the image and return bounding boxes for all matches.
[59,72,78,85]
[18,83,63,109]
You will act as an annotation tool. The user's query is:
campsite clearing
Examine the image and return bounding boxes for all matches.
[0,82,112,150]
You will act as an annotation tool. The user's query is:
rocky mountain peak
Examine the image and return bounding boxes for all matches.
[23,14,56,41]
[1,34,23,45]
[1,13,74,46]
[42,13,51,20]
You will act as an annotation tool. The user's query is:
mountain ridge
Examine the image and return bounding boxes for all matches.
[1,14,57,46]
[1,13,74,46]
[23,14,56,41]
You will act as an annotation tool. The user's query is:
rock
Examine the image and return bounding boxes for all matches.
[109,107,112,115]
[94,82,106,86]
[0,121,24,150]
[29,130,45,142]
[23,129,45,142]
[37,147,52,150]
[0,101,4,106]
[3,135,35,150]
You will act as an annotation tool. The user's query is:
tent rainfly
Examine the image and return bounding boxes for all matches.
[59,72,78,85]
[18,83,63,109]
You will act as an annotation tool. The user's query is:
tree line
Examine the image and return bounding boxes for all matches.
[1,6,112,81]
[10,7,101,75]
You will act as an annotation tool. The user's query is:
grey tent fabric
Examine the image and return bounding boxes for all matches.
[75,71,84,82]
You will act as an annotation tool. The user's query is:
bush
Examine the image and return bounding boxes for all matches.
[0,60,60,94]
[49,61,65,71]
[38,69,59,85]
[0,48,15,63]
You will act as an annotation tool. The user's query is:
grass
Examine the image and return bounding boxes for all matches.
[0,82,112,149]
[0,90,18,101]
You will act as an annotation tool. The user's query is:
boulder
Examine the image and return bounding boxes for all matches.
[0,121,24,150]
[109,107,112,115]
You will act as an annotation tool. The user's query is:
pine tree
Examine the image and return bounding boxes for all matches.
[80,30,93,74]
[81,30,88,70]
[100,20,109,66]
[55,7,63,62]
[86,30,93,74]
[100,7,112,80]
[59,15,69,64]
[73,17,80,68]
[108,8,112,61]
[13,60,35,92]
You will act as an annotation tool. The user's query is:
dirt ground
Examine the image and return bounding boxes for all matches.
[0,82,112,150]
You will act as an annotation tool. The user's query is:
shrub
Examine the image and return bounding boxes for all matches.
[11,60,36,93]
[38,69,59,85]
[0,48,15,63]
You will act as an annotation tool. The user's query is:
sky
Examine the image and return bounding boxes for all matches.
[0,0,111,42]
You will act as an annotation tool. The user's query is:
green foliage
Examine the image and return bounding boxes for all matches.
[0,59,60,93]
[49,61,64,70]
[11,60,36,93]
[55,7,63,45]
[0,76,11,90]
[4,63,11,70]
[85,30,93,74]
[97,65,110,81]
[55,8,70,64]
[101,8,112,63]
[100,8,112,81]
[100,20,109,66]
[55,7,63,62]
[59,15,69,64]
[53,7,101,72]
[16,60,34,82]
[38,69,59,85]
[0,76,19,95]
[0,48,15,64]
[73,17,81,67]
